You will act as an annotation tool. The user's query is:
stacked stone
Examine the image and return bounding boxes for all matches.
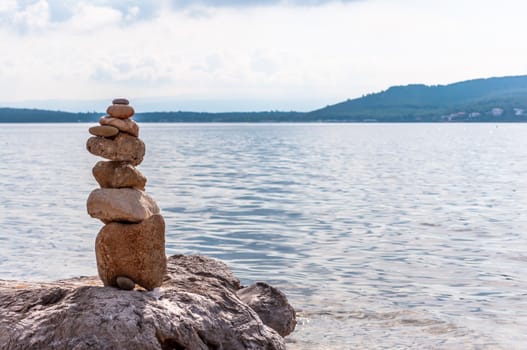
[86,98,166,291]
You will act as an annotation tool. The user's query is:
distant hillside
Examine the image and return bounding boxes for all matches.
[307,75,527,122]
[135,111,305,123]
[0,108,100,123]
[0,108,304,123]
[2,75,527,122]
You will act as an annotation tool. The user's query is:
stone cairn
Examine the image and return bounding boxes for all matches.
[86,98,166,291]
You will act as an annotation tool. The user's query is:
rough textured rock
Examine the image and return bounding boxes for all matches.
[99,116,139,137]
[112,98,129,105]
[0,255,292,350]
[92,161,147,190]
[237,282,297,337]
[88,125,119,137]
[87,188,159,223]
[107,104,135,119]
[96,214,167,290]
[86,133,145,165]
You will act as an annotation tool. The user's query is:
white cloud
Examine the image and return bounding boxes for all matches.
[125,5,140,21]
[0,0,17,13]
[0,0,527,112]
[13,0,50,32]
[90,55,174,84]
[251,51,279,75]
[192,54,224,73]
[1,0,361,28]
[171,0,360,7]
[66,2,123,31]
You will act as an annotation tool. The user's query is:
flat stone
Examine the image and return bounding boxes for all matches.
[107,104,135,119]
[86,133,145,166]
[86,188,159,223]
[88,125,119,137]
[115,276,136,291]
[112,98,129,105]
[96,214,167,290]
[92,161,146,190]
[99,116,139,137]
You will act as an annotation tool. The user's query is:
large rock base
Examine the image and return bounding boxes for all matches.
[0,255,295,350]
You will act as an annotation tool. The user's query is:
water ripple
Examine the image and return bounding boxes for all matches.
[1,123,526,348]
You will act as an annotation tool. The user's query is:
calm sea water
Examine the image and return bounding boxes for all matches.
[1,123,526,349]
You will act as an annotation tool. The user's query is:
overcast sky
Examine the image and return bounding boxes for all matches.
[0,0,526,112]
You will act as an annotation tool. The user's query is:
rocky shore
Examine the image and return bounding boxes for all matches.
[0,255,296,350]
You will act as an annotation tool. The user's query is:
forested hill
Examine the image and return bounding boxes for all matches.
[307,75,527,122]
[2,75,527,122]
[0,108,100,123]
[0,108,304,123]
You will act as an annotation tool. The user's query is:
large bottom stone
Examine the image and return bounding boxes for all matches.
[95,214,167,290]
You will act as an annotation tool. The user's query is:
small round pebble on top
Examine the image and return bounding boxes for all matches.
[112,98,129,105]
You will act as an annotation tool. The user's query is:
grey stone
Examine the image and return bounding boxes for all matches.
[237,281,297,337]
[115,276,136,291]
